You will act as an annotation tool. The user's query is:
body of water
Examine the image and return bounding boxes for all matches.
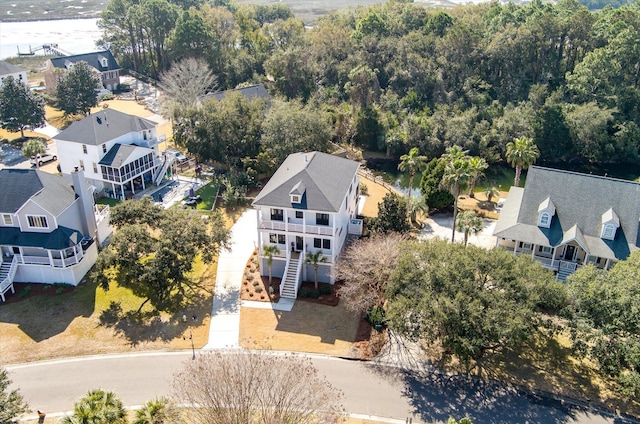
[0,18,101,60]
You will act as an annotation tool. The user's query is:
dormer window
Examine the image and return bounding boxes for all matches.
[539,212,551,227]
[99,56,108,68]
[537,197,555,229]
[601,208,619,240]
[289,181,305,204]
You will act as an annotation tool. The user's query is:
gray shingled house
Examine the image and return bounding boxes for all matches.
[55,108,166,199]
[0,169,112,301]
[252,152,361,298]
[43,50,120,95]
[0,61,27,86]
[493,166,640,280]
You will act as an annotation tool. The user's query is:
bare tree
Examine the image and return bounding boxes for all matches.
[172,351,344,424]
[334,233,406,314]
[158,58,218,119]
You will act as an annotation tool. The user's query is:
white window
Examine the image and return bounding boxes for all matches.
[82,144,87,154]
[93,163,98,173]
[27,215,48,228]
[2,214,12,225]
[102,144,107,154]
[538,212,551,227]
[521,242,532,250]
[540,246,552,254]
[602,224,615,240]
[291,195,300,203]
[79,160,84,170]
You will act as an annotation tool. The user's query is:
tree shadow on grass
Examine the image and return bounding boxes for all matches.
[98,290,213,347]
[0,281,96,342]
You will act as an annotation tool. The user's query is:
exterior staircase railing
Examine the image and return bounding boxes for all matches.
[279,253,301,299]
[0,256,18,302]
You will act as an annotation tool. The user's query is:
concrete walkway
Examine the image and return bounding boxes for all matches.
[203,209,258,349]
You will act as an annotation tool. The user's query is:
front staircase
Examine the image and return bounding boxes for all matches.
[280,252,301,299]
[153,157,172,186]
[556,260,578,282]
[0,256,18,302]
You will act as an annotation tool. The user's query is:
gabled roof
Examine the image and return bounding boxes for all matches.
[206,84,270,102]
[253,152,360,213]
[0,169,77,215]
[493,166,640,260]
[0,61,24,76]
[99,144,141,167]
[55,108,156,146]
[49,50,119,72]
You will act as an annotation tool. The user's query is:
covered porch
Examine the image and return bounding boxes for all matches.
[99,145,160,200]
[496,238,615,281]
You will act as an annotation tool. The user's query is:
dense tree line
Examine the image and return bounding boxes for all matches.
[100,0,640,168]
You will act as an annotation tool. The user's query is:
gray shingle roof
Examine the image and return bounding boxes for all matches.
[0,169,77,215]
[493,166,640,260]
[206,84,270,102]
[253,152,360,213]
[49,50,119,72]
[55,108,156,146]
[0,61,24,76]
[99,144,140,167]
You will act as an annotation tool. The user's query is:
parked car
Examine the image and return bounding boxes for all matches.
[165,148,188,164]
[30,153,57,166]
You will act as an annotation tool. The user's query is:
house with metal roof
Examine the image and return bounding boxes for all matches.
[43,50,120,95]
[0,169,111,301]
[0,61,27,86]
[55,109,168,200]
[252,152,361,298]
[493,166,640,281]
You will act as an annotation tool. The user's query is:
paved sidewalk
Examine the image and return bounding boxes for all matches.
[203,208,258,349]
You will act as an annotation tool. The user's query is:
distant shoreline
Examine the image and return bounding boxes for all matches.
[0,16,100,23]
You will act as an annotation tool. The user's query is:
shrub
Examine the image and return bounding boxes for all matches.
[319,284,332,295]
[18,290,29,298]
[24,285,32,293]
[309,289,320,299]
[250,266,256,273]
[55,287,64,295]
[268,286,275,295]
[299,287,311,298]
[253,281,260,287]
[359,182,369,196]
[43,284,52,291]
[365,306,386,327]
[255,286,263,293]
[246,273,254,282]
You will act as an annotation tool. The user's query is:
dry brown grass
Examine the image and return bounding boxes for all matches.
[457,191,509,220]
[358,175,391,218]
[239,302,360,356]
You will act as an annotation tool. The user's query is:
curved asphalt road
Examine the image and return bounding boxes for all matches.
[6,351,638,424]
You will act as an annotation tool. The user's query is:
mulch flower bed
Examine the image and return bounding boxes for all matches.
[240,251,280,303]
[0,282,77,305]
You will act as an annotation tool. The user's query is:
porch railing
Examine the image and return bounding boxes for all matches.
[258,220,334,236]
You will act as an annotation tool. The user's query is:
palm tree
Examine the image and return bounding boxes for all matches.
[505,136,540,187]
[408,196,429,226]
[21,139,46,169]
[398,147,428,216]
[263,245,280,287]
[441,157,472,243]
[305,250,327,290]
[134,397,180,424]
[484,186,500,204]
[59,389,127,424]
[455,210,484,246]
[466,156,488,198]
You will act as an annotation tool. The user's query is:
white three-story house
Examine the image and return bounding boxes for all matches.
[253,152,360,298]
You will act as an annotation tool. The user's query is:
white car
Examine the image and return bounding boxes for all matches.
[165,148,188,164]
[30,153,57,166]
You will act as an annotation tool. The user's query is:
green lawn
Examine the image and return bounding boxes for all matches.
[193,183,219,211]
[96,197,121,207]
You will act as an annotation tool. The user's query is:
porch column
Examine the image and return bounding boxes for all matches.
[552,246,558,268]
[130,179,135,194]
[141,176,146,190]
[48,250,54,267]
[120,184,125,200]
[531,244,536,259]
[73,246,79,266]
[514,242,519,255]
[605,258,611,269]
[584,253,590,265]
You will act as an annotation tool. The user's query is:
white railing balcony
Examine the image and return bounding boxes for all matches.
[258,220,333,236]
[94,204,110,223]
[20,256,51,265]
